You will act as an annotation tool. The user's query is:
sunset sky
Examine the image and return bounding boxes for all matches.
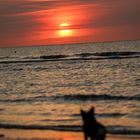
[0,0,140,47]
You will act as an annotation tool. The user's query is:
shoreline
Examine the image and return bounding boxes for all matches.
[0,129,140,140]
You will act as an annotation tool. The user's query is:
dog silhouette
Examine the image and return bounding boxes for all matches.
[81,107,106,140]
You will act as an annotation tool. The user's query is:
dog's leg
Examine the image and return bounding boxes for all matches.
[98,134,106,140]
[84,133,88,140]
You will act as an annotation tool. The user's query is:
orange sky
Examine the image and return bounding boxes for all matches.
[0,0,140,47]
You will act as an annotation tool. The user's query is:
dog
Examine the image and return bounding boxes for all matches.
[81,107,106,140]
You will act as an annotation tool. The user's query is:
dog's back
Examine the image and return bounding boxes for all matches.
[81,107,106,140]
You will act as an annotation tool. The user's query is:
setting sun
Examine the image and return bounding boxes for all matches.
[58,23,73,37]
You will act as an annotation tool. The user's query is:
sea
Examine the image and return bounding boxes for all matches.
[0,40,140,136]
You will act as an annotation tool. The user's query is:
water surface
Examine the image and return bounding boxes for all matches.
[0,40,140,135]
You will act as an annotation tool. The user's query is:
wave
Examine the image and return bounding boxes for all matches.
[54,94,140,102]
[0,123,80,131]
[40,55,68,59]
[77,51,140,57]
[0,94,139,103]
[0,51,140,64]
[0,123,140,135]
[69,112,127,118]
[96,113,127,118]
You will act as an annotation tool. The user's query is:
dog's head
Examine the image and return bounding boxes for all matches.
[81,107,95,122]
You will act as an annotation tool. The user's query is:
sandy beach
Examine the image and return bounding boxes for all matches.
[0,129,140,140]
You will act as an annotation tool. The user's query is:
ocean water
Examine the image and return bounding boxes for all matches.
[0,41,140,135]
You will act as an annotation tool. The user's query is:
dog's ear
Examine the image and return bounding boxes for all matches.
[89,106,94,115]
[81,109,84,115]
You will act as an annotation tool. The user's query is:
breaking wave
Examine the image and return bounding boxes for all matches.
[0,51,140,64]
[0,94,139,103]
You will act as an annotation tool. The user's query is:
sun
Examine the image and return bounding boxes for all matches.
[58,23,73,37]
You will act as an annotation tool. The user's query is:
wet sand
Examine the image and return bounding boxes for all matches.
[0,129,140,140]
